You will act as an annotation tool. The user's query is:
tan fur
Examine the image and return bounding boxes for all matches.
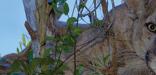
[64,0,156,75]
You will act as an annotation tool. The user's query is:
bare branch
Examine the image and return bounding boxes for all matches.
[24,21,37,40]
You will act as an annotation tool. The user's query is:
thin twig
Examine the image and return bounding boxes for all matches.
[71,0,77,17]
[94,0,97,18]
[79,0,101,17]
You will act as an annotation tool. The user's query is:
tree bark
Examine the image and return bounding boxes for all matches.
[23,0,49,58]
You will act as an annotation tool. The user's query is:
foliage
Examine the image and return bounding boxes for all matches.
[10,2,82,74]
[75,64,84,75]
[49,0,69,16]
[9,0,111,75]
[10,28,82,75]
[89,54,110,75]
[17,34,31,54]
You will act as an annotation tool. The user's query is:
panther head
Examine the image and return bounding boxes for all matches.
[123,0,156,73]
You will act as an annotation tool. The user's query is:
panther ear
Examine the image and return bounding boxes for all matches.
[146,0,156,15]
[124,0,150,17]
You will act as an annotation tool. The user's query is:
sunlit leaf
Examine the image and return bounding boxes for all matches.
[19,42,22,50]
[22,34,26,47]
[16,48,20,54]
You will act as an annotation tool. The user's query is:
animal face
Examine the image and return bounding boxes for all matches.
[145,12,156,73]
[121,0,156,74]
[65,0,156,74]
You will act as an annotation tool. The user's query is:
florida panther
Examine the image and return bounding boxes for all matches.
[1,0,156,75]
[64,0,156,75]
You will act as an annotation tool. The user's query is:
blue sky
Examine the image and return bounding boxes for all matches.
[0,0,121,56]
[0,0,26,56]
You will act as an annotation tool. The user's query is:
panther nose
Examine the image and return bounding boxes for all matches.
[145,51,150,65]
[145,48,156,65]
[145,49,156,74]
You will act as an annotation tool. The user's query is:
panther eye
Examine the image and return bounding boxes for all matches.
[145,22,156,33]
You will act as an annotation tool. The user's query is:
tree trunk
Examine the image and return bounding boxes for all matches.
[23,0,50,58]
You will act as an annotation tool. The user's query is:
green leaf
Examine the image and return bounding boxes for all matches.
[30,58,39,68]
[26,41,31,48]
[79,3,85,10]
[63,46,72,53]
[51,2,63,15]
[43,48,51,58]
[63,2,69,15]
[56,46,63,53]
[19,42,22,50]
[55,61,67,74]
[93,19,104,26]
[46,35,55,41]
[38,58,54,65]
[20,61,31,75]
[75,64,84,75]
[16,48,20,54]
[62,35,75,45]
[72,27,82,37]
[57,45,72,53]
[41,65,49,72]
[54,3,64,15]
[67,17,77,29]
[103,54,110,64]
[28,49,33,62]
[73,27,81,34]
[10,60,21,72]
[22,34,26,47]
